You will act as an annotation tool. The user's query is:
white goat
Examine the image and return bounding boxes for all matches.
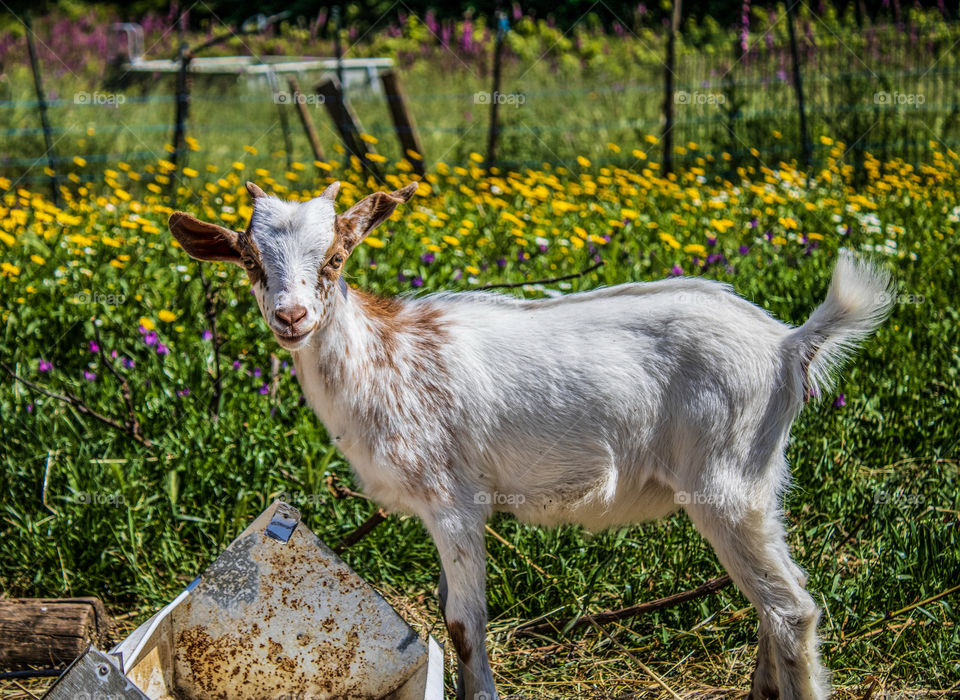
[169,181,891,700]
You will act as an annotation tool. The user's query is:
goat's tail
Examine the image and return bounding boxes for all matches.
[789,250,893,400]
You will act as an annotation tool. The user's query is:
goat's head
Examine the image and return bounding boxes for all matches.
[168,180,418,350]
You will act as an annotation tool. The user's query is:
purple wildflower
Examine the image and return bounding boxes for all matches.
[201,329,213,341]
[26,403,33,413]
[421,252,435,264]
[110,350,118,359]
[253,367,262,378]
[156,343,170,356]
[749,218,758,228]
[83,370,97,381]
[497,257,507,268]
[707,237,717,247]
[39,359,53,372]
[259,383,270,395]
[122,357,135,369]
[144,331,158,347]
[412,276,424,288]
[739,244,750,255]
[833,394,846,408]
[670,264,683,276]
[233,360,242,370]
[88,341,100,353]
[177,387,190,397]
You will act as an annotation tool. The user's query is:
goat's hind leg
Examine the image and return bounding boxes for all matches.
[685,500,828,700]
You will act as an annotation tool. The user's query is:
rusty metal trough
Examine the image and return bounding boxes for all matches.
[43,501,443,700]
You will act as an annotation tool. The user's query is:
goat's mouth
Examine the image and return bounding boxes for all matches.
[272,327,315,349]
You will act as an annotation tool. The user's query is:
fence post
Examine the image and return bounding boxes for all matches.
[380,70,425,175]
[662,0,682,175]
[316,76,383,181]
[269,71,294,170]
[288,77,327,163]
[485,8,507,169]
[332,6,344,94]
[23,11,60,207]
[170,17,191,204]
[786,1,812,169]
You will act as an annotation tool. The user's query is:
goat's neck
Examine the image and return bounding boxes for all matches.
[292,287,412,401]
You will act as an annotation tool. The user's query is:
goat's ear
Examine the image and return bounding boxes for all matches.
[336,181,418,252]
[168,212,242,264]
[246,181,266,199]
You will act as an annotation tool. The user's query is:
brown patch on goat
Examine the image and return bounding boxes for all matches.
[317,246,347,287]
[237,232,268,288]
[354,289,405,355]
[353,290,458,487]
[447,620,472,664]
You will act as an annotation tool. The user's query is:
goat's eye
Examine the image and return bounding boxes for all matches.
[243,257,257,270]
[329,253,344,269]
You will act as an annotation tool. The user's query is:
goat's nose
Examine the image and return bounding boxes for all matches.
[275,305,307,327]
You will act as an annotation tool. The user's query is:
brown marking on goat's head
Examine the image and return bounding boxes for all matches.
[236,230,269,288]
[314,180,419,318]
[335,181,419,255]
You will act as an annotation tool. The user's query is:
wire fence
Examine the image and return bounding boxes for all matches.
[4,17,960,187]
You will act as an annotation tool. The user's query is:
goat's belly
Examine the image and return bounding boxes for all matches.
[502,477,678,530]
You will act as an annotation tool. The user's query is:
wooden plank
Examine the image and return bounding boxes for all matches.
[316,76,383,180]
[0,598,115,670]
[288,76,327,163]
[380,70,425,175]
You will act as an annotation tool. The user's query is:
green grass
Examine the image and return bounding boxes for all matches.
[2,8,960,695]
[1,143,959,697]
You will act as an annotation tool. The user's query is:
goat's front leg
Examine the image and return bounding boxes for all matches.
[427,512,497,700]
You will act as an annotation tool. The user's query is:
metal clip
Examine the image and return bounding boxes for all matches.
[264,502,300,543]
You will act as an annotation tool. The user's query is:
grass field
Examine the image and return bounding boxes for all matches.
[1,131,959,697]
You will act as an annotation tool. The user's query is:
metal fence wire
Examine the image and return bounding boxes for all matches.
[3,17,959,186]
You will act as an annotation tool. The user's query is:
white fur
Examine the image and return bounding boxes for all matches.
[234,197,892,700]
